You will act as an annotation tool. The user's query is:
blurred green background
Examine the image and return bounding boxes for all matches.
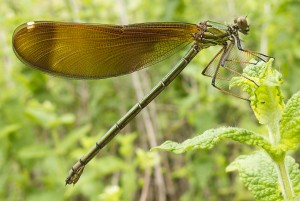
[1,0,300,200]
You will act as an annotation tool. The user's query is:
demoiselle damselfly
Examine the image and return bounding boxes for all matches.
[12,17,270,184]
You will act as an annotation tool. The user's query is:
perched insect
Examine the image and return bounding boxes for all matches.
[12,16,270,184]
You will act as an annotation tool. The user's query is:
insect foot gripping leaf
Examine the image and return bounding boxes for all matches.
[153,58,300,200]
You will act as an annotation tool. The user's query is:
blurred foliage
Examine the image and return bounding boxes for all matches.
[0,0,300,200]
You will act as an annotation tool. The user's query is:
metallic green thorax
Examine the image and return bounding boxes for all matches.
[196,21,230,48]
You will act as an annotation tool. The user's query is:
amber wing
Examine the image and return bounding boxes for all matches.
[12,21,197,79]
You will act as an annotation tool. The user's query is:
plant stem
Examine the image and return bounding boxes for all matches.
[274,159,294,200]
[267,115,294,200]
[266,115,294,199]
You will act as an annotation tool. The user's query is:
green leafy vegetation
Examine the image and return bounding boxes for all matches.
[154,59,300,200]
[1,0,300,200]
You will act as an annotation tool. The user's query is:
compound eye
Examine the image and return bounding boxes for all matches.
[235,16,249,34]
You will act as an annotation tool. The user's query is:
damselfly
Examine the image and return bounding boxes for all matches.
[12,17,270,185]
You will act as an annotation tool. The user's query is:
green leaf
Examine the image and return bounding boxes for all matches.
[280,91,300,151]
[18,144,51,159]
[250,85,284,125]
[117,133,137,158]
[56,124,91,154]
[227,152,300,201]
[286,157,300,195]
[25,100,74,128]
[226,151,283,201]
[99,186,121,201]
[152,127,280,156]
[136,148,159,170]
[230,59,285,125]
[0,124,20,139]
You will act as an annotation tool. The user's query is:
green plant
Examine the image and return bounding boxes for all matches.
[153,58,300,201]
